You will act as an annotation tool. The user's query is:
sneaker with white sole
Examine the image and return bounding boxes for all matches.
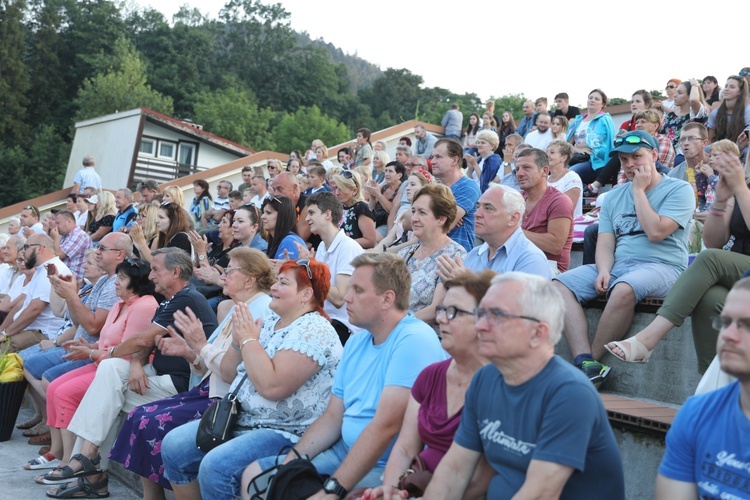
[581,360,611,389]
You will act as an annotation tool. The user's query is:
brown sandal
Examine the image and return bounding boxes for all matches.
[16,415,43,430]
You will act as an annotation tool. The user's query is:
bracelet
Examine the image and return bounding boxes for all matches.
[231,343,240,351]
[190,352,202,368]
[240,338,258,351]
[109,346,116,358]
[89,349,96,360]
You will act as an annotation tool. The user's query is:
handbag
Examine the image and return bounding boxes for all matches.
[195,374,247,453]
[247,446,325,500]
[396,455,433,497]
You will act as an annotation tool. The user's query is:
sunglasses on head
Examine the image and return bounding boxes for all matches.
[23,206,40,217]
[614,135,652,148]
[297,259,313,281]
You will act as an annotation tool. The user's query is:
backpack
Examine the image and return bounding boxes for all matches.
[248,447,326,500]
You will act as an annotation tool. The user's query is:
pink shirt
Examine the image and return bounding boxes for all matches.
[97,294,159,359]
[522,186,574,272]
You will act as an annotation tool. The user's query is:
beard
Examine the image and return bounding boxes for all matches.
[25,252,38,269]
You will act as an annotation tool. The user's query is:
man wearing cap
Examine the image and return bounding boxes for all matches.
[740,67,750,91]
[71,156,102,195]
[552,131,695,388]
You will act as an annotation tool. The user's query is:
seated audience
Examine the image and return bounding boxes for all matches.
[605,148,750,371]
[160,259,341,499]
[707,75,750,142]
[87,192,117,242]
[546,140,583,218]
[565,89,616,184]
[260,195,306,260]
[366,161,405,237]
[422,273,624,499]
[553,131,694,388]
[242,253,446,498]
[465,130,501,193]
[517,148,574,274]
[361,271,496,500]
[109,248,275,498]
[333,170,378,249]
[398,184,466,327]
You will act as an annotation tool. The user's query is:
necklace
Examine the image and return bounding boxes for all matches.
[416,235,448,260]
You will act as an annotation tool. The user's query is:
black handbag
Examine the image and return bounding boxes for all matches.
[195,374,247,453]
[247,446,325,500]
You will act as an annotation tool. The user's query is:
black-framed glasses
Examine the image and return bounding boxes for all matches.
[23,243,41,251]
[436,305,475,321]
[614,135,653,148]
[474,307,541,325]
[296,259,313,281]
[711,315,750,333]
[666,85,677,89]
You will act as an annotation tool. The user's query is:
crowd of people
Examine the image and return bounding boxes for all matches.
[3,71,750,498]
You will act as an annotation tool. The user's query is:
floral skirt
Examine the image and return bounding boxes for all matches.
[109,378,214,489]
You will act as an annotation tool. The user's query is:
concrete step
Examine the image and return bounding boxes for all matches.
[612,426,666,499]
[556,309,702,406]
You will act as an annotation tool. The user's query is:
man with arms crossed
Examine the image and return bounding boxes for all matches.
[424,272,624,499]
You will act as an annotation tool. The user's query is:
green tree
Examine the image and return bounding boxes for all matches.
[491,94,527,123]
[608,97,628,106]
[0,0,30,144]
[74,37,173,122]
[359,68,423,126]
[192,84,275,150]
[272,105,349,154]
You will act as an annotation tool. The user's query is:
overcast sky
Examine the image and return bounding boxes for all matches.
[131,0,746,108]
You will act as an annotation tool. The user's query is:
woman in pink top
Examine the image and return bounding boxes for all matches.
[36,258,158,485]
[360,271,496,500]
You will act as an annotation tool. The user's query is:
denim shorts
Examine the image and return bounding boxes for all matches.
[553,258,681,304]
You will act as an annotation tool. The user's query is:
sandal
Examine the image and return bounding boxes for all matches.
[604,337,653,364]
[42,454,101,481]
[24,452,61,470]
[36,468,71,485]
[46,476,109,498]
[23,422,50,437]
[16,414,43,430]
[28,432,52,445]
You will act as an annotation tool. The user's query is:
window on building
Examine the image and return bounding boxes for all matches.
[139,138,155,156]
[179,143,197,166]
[158,141,176,160]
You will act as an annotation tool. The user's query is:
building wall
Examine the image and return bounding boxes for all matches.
[64,111,142,192]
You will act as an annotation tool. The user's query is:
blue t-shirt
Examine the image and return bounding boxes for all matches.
[599,175,695,270]
[454,356,624,500]
[448,176,481,252]
[331,313,447,467]
[273,232,306,260]
[112,205,136,233]
[659,382,750,498]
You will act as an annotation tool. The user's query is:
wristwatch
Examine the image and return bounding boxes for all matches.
[198,255,206,262]
[323,477,347,498]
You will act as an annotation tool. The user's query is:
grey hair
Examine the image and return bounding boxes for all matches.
[8,217,20,225]
[407,155,427,167]
[490,272,564,345]
[0,234,9,248]
[396,145,413,157]
[152,247,193,281]
[476,129,500,149]
[118,188,133,200]
[10,235,26,251]
[218,180,233,190]
[83,156,95,166]
[487,185,526,217]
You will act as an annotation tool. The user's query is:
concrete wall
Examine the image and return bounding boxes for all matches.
[64,110,141,191]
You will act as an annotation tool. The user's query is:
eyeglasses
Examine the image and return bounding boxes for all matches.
[666,85,677,90]
[223,266,241,277]
[97,245,122,253]
[435,305,475,321]
[23,243,41,251]
[23,206,40,217]
[711,315,750,333]
[678,136,703,144]
[296,259,313,281]
[739,70,750,77]
[405,162,421,167]
[614,135,653,148]
[474,307,541,325]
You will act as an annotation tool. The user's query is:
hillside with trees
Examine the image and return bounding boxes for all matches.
[0,0,523,207]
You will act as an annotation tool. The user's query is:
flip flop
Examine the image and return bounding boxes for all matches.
[604,337,653,364]
[46,476,109,498]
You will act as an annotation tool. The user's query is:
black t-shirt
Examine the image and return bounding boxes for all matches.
[553,106,581,121]
[151,285,218,392]
[168,232,193,256]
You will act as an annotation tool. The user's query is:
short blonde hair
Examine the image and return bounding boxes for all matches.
[333,171,363,202]
[476,129,500,149]
[372,150,391,165]
[162,186,185,208]
[709,139,740,156]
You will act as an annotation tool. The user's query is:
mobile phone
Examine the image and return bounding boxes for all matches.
[45,263,57,276]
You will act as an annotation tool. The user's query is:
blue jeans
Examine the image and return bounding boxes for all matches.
[161,419,294,498]
[23,345,91,381]
[570,161,597,184]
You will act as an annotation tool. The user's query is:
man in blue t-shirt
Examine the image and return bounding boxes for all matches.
[432,137,480,252]
[424,273,624,499]
[656,278,750,499]
[244,253,446,499]
[552,131,695,388]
